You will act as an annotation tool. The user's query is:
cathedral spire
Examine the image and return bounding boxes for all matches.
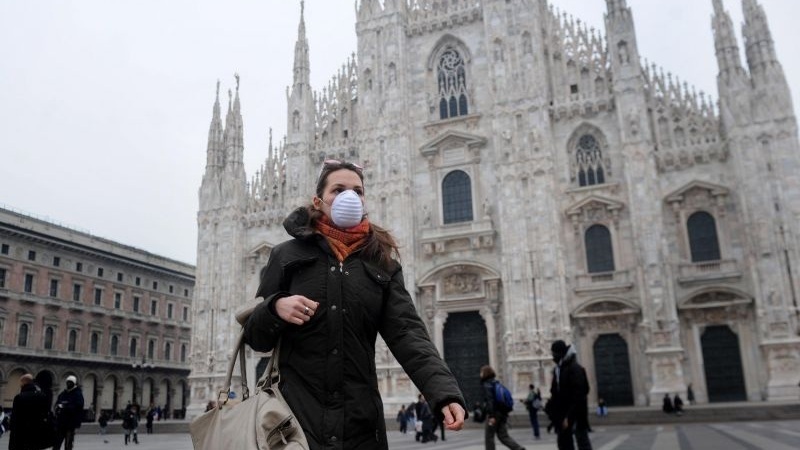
[605,0,628,18]
[741,0,780,79]
[711,0,745,80]
[604,0,639,73]
[286,0,314,146]
[205,80,224,174]
[292,0,310,95]
[224,74,244,170]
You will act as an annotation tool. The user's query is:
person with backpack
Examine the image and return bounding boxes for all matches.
[522,384,542,439]
[480,365,526,450]
[549,340,593,450]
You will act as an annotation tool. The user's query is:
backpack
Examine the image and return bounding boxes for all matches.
[493,380,514,412]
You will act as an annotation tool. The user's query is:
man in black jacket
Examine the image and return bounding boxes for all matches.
[54,375,84,450]
[549,340,592,450]
[9,373,52,450]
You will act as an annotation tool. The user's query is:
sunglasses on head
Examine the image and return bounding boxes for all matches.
[320,159,364,175]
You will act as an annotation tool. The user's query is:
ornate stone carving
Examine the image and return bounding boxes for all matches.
[443,273,481,295]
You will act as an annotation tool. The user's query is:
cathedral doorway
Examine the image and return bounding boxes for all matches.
[443,311,489,408]
[701,325,746,402]
[592,333,634,406]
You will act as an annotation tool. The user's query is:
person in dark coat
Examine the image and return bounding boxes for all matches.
[243,160,467,450]
[9,373,52,450]
[673,394,684,415]
[480,365,525,450]
[145,406,155,434]
[661,393,674,414]
[416,395,437,443]
[396,405,407,434]
[549,340,592,450]
[686,384,695,405]
[122,404,139,445]
[53,375,84,450]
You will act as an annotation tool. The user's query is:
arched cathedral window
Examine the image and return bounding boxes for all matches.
[437,48,469,120]
[687,211,720,262]
[585,224,614,273]
[576,134,606,187]
[442,170,473,224]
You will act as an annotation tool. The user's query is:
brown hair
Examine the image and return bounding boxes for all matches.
[307,161,400,269]
[479,365,496,381]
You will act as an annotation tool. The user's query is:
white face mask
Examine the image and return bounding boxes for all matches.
[326,189,364,228]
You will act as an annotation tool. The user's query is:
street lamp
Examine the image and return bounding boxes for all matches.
[131,356,154,407]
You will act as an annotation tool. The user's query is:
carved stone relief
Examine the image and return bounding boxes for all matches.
[444,273,481,296]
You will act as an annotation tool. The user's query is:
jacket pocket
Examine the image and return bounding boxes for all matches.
[281,257,318,291]
[361,260,390,289]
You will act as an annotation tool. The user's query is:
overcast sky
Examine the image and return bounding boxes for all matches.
[1,0,797,265]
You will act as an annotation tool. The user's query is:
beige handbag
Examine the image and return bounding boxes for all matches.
[190,330,308,449]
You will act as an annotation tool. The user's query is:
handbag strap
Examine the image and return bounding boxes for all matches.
[219,331,250,405]
[256,337,282,389]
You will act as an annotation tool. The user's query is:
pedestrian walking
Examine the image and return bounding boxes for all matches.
[480,365,526,450]
[522,384,542,439]
[687,383,695,405]
[241,160,467,448]
[396,405,407,434]
[145,407,155,434]
[53,375,84,450]
[549,340,593,450]
[596,397,608,417]
[9,373,54,450]
[416,395,437,443]
[98,411,110,443]
[122,404,140,445]
[0,410,8,439]
[405,400,417,435]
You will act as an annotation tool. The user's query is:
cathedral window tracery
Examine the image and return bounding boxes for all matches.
[437,47,469,119]
[442,170,473,224]
[576,134,606,187]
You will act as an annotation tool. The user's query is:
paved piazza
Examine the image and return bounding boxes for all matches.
[3,420,798,450]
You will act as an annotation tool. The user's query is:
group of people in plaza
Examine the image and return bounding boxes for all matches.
[6,373,84,450]
[395,394,448,443]
[471,341,595,450]
[4,372,170,449]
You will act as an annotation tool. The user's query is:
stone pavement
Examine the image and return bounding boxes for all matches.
[3,420,800,449]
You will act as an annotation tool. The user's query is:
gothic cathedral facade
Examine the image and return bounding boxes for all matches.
[187,0,800,417]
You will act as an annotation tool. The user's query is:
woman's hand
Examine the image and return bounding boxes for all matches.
[275,295,318,325]
[441,402,466,431]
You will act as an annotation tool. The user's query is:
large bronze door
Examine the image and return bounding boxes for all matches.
[443,311,489,408]
[593,333,634,406]
[701,325,746,402]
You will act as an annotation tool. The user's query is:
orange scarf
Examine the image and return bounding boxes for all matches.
[315,215,370,262]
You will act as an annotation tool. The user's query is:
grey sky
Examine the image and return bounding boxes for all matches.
[0,0,797,265]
